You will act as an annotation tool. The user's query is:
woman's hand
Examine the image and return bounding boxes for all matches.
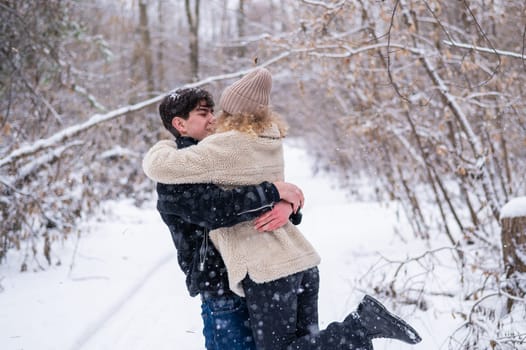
[254,201,293,232]
[272,181,304,213]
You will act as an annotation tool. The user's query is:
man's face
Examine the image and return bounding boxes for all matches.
[173,100,215,141]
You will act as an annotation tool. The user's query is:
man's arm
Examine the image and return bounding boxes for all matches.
[156,181,280,230]
[156,180,305,230]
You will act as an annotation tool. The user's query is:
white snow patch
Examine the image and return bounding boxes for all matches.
[500,197,526,219]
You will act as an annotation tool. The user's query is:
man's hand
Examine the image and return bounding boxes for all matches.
[272,181,304,213]
[254,201,293,232]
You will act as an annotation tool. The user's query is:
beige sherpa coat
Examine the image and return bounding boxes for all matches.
[142,124,321,296]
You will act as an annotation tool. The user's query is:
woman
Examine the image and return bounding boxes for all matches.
[143,68,421,350]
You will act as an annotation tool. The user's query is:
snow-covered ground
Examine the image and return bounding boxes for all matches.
[1,141,456,350]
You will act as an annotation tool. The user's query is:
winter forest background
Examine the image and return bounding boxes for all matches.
[1,0,526,349]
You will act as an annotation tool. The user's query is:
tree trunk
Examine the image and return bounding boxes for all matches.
[237,0,246,57]
[185,0,200,81]
[139,0,154,94]
[157,0,165,91]
[500,201,526,311]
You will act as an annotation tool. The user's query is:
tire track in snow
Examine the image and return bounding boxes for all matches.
[70,252,175,350]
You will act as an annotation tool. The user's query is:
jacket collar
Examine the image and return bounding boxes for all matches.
[176,136,198,149]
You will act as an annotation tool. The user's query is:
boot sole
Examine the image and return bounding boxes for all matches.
[361,295,422,344]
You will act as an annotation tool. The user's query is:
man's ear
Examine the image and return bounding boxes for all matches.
[171,117,186,134]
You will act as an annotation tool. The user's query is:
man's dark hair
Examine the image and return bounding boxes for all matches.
[159,88,214,137]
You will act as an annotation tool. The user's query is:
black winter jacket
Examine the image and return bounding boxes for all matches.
[156,137,283,297]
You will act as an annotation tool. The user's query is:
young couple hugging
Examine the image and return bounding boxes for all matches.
[142,68,422,350]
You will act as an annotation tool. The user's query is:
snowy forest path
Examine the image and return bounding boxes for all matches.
[71,252,176,350]
[1,141,432,350]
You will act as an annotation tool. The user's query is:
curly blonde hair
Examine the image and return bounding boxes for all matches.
[215,109,288,137]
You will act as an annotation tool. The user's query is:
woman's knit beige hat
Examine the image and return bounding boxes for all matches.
[219,68,272,116]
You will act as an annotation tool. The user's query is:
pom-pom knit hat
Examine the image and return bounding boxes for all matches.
[219,68,272,116]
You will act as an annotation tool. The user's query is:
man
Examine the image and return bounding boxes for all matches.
[146,87,304,350]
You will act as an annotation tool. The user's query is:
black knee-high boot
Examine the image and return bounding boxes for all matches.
[348,295,422,345]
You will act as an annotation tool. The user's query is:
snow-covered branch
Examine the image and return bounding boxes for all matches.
[0,54,292,169]
[443,40,526,60]
[300,0,347,10]
[0,97,162,168]
[305,42,423,59]
[421,56,482,156]
[420,55,501,220]
[16,141,85,182]
[98,146,141,160]
[389,128,426,168]
[73,85,107,111]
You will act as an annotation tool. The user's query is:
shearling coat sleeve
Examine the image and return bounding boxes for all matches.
[142,131,254,185]
[142,139,208,184]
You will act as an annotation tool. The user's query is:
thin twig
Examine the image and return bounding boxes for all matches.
[460,0,501,85]
[386,0,411,102]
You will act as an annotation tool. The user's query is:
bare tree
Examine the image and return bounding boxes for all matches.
[156,0,165,90]
[237,0,246,57]
[139,0,154,94]
[185,0,200,81]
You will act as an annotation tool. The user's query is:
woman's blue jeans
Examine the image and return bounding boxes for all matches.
[200,292,257,350]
